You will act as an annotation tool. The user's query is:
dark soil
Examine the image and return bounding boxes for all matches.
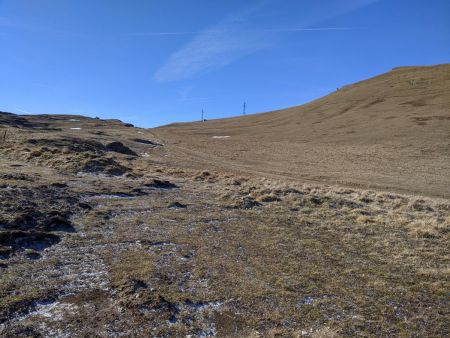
[0,185,85,256]
[144,179,177,189]
[81,157,130,176]
[105,142,137,156]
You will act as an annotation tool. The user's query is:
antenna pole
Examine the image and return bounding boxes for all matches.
[201,108,204,122]
[243,102,246,115]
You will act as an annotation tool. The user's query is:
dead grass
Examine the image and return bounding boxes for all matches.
[155,64,450,199]
[0,112,448,336]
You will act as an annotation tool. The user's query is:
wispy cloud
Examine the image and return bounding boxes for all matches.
[154,0,378,82]
[154,28,269,82]
[135,27,356,37]
[132,31,198,37]
[153,1,272,82]
[268,27,356,32]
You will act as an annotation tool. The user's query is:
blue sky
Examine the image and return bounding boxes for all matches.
[0,0,449,127]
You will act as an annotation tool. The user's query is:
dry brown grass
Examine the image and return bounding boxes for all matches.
[0,105,449,336]
[154,64,450,199]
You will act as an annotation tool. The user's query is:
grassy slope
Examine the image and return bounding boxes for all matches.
[154,64,450,198]
[0,65,448,336]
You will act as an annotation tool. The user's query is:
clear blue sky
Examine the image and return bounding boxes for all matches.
[1,0,449,127]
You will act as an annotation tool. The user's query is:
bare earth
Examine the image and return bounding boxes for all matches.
[0,64,449,337]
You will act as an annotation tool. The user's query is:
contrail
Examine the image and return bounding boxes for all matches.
[132,31,198,36]
[134,27,355,37]
[268,27,357,32]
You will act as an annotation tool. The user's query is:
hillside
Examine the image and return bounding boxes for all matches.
[154,64,450,198]
[0,65,449,336]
